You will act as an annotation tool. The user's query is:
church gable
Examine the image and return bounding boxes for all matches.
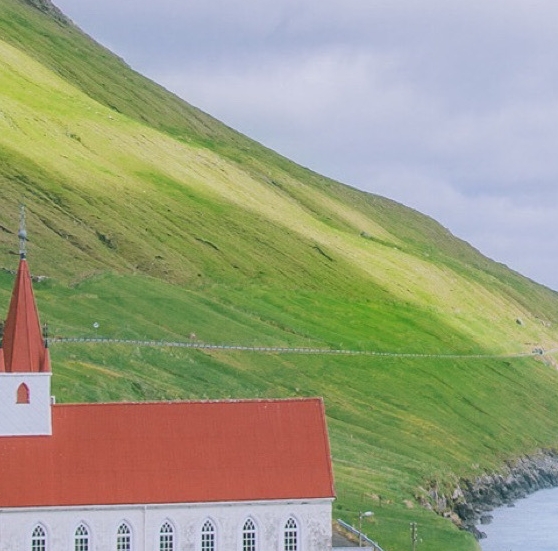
[0,372,52,436]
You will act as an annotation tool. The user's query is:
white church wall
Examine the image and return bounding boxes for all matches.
[0,497,333,551]
[0,372,52,436]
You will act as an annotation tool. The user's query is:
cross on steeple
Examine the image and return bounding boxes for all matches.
[18,204,27,259]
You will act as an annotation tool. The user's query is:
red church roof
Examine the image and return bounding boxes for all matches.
[0,398,335,508]
[1,258,50,373]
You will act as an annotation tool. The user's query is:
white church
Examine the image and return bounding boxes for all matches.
[0,228,335,550]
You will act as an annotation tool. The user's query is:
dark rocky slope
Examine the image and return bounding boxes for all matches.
[425,451,558,538]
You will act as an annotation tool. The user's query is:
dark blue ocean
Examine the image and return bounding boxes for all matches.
[478,487,558,551]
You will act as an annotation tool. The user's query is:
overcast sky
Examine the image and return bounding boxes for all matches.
[52,0,558,291]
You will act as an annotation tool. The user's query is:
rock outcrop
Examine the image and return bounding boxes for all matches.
[23,0,70,25]
[421,451,558,539]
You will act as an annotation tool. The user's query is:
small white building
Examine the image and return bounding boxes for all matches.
[0,254,335,551]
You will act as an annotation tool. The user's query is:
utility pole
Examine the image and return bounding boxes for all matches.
[358,511,373,547]
[410,522,418,551]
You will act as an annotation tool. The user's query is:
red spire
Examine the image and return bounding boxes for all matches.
[2,259,50,373]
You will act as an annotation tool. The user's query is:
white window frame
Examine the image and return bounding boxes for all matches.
[117,522,132,551]
[159,521,174,551]
[31,524,47,551]
[74,523,90,551]
[200,519,216,551]
[242,518,257,551]
[284,517,299,551]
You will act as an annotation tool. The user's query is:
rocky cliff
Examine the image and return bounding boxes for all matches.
[424,451,558,538]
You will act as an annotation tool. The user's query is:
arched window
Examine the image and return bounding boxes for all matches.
[201,520,215,551]
[74,524,89,551]
[284,518,298,551]
[116,523,131,551]
[17,382,30,404]
[31,524,46,551]
[242,519,256,551]
[159,522,174,551]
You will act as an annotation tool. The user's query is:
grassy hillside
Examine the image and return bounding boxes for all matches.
[2,1,558,549]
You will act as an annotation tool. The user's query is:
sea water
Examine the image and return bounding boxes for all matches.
[478,486,558,551]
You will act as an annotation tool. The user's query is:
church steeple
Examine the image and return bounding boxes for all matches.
[0,207,52,436]
[1,207,50,373]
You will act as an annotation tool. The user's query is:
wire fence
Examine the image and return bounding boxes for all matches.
[46,337,558,360]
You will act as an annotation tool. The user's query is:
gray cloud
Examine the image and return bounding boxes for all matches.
[53,0,558,290]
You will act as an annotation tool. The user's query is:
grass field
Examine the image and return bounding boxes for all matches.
[2,1,558,549]
[0,269,556,550]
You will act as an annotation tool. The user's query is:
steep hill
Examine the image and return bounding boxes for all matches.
[2,1,558,549]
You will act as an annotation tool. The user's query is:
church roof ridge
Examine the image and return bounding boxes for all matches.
[53,396,325,408]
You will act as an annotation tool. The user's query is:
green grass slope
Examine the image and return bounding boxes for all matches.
[1,1,558,549]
